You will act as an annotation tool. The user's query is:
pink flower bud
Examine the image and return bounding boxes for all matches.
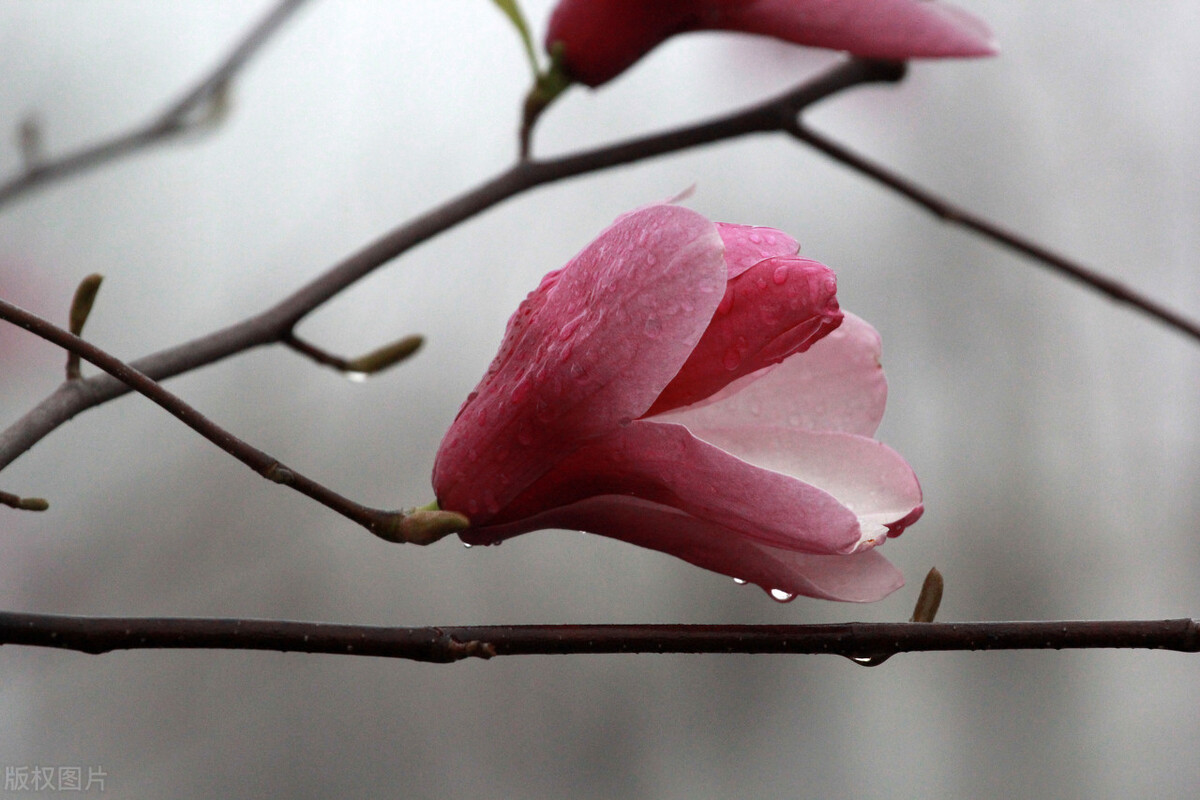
[433,205,922,601]
[546,0,996,87]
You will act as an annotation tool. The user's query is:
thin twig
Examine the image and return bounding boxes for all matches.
[0,0,309,209]
[282,331,424,375]
[0,298,468,544]
[788,121,1200,344]
[1,612,1195,663]
[0,58,902,474]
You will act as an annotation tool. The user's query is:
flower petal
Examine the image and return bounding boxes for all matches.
[469,496,905,602]
[646,256,842,415]
[545,0,996,88]
[680,425,923,550]
[655,312,887,436]
[472,419,863,554]
[711,0,998,60]
[433,205,726,520]
[715,222,799,279]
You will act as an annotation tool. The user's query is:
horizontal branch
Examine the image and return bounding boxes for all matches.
[0,0,309,209]
[2,611,1196,663]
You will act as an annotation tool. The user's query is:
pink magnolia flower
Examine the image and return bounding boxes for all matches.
[545,0,996,87]
[432,204,922,602]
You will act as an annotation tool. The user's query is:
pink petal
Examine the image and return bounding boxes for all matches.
[546,1,697,87]
[715,222,799,279]
[646,256,842,415]
[474,419,863,555]
[654,312,888,437]
[681,425,922,549]
[546,0,996,88]
[711,0,998,60]
[433,205,726,521]
[471,496,905,602]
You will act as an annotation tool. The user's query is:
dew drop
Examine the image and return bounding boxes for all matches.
[569,362,587,382]
[722,347,742,371]
[748,232,762,244]
[646,253,657,266]
[772,264,790,285]
[769,588,796,602]
[344,371,369,383]
[755,277,768,290]
[848,654,893,667]
[643,317,662,338]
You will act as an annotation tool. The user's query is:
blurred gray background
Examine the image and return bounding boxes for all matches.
[1,2,1198,797]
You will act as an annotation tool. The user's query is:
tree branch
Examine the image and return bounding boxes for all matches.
[0,58,903,474]
[0,0,310,209]
[788,121,1200,344]
[1,611,1195,663]
[0,298,468,544]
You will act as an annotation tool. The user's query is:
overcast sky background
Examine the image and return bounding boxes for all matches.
[1,2,1198,798]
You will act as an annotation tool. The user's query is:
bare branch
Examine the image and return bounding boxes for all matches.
[788,121,1200,344]
[283,331,424,376]
[0,298,467,544]
[1,611,1196,663]
[0,0,310,209]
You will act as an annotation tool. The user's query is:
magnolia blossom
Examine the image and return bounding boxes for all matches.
[546,0,996,87]
[433,204,922,601]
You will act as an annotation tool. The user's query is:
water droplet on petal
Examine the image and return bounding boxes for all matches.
[722,348,742,371]
[644,317,662,338]
[755,277,768,290]
[344,371,369,383]
[748,232,762,244]
[569,362,587,382]
[772,264,790,285]
[646,253,657,266]
[769,588,796,603]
